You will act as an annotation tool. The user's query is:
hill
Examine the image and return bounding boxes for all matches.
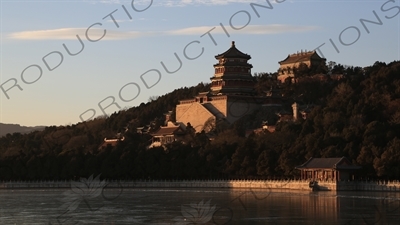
[0,123,45,137]
[0,61,400,180]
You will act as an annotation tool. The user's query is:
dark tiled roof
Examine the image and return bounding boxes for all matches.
[215,41,251,60]
[296,157,361,170]
[210,75,255,81]
[151,126,182,136]
[215,88,256,95]
[279,51,325,65]
[214,61,253,67]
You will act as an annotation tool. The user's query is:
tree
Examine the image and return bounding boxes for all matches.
[203,117,216,133]
[293,63,310,78]
[148,96,159,102]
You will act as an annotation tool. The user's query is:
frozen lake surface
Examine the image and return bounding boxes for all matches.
[1,187,400,224]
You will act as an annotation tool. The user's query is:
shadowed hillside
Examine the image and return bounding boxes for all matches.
[1,61,400,180]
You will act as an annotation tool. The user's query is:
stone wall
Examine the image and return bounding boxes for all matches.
[0,180,309,190]
[226,98,260,124]
[208,98,227,117]
[337,180,400,192]
[176,95,262,132]
[176,102,215,132]
[3,180,400,192]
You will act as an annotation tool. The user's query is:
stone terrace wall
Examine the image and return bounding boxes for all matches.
[1,180,400,192]
[337,180,400,192]
[106,180,312,190]
[1,180,308,190]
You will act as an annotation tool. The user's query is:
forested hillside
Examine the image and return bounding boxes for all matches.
[0,123,45,137]
[1,61,399,180]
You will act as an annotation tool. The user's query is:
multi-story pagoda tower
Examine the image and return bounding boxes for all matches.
[176,41,279,133]
[210,41,256,95]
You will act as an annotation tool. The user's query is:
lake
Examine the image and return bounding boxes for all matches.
[0,188,399,224]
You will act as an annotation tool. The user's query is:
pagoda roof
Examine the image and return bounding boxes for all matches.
[214,61,253,67]
[211,88,256,95]
[210,75,255,80]
[279,50,325,65]
[295,157,361,170]
[151,127,179,136]
[215,41,251,60]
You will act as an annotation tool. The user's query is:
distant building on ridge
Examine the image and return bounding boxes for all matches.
[278,50,326,83]
[149,111,186,148]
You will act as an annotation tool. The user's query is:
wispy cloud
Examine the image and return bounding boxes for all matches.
[84,0,273,7]
[160,0,277,7]
[161,0,261,7]
[239,24,319,34]
[167,24,319,35]
[8,28,149,40]
[8,24,319,40]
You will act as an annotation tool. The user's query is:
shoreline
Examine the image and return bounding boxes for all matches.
[1,180,400,192]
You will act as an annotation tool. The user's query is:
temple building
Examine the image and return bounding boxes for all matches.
[148,111,186,148]
[98,134,125,150]
[296,157,361,181]
[210,41,256,96]
[176,41,279,133]
[277,50,326,83]
[149,122,185,148]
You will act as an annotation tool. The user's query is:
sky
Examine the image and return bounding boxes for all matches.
[0,0,399,127]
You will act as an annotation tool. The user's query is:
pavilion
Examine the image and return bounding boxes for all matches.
[296,157,361,181]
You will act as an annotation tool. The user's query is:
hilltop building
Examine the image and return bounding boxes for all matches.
[149,112,186,148]
[149,122,186,148]
[278,50,326,83]
[98,135,125,150]
[150,43,321,137]
[176,41,281,133]
[103,44,329,149]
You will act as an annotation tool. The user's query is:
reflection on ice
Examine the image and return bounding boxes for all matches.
[0,188,399,224]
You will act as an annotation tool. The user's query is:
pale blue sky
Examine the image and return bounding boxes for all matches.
[1,0,399,126]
